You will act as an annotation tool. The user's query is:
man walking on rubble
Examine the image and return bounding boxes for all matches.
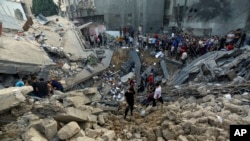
[152,82,163,107]
[124,87,135,119]
[181,51,188,67]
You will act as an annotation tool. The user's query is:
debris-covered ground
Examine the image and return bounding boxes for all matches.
[1,80,250,141]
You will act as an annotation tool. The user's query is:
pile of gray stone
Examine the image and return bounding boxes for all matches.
[0,86,117,141]
[1,80,250,141]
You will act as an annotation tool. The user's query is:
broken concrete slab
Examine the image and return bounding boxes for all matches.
[121,60,135,74]
[129,49,141,85]
[0,35,55,74]
[160,60,170,81]
[120,72,135,83]
[172,49,250,85]
[0,86,32,112]
[64,50,113,91]
[53,107,92,122]
[82,87,98,95]
[64,90,102,106]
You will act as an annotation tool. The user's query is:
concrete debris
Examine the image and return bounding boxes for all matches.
[57,121,80,140]
[22,127,48,141]
[0,86,32,112]
[53,107,92,122]
[172,49,250,85]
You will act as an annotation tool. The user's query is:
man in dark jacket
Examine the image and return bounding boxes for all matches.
[49,78,64,92]
[124,87,135,119]
[36,78,49,98]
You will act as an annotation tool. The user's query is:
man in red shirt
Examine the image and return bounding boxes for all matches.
[226,43,234,50]
[148,73,154,85]
[128,78,134,87]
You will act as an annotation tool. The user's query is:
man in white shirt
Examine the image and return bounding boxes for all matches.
[181,51,188,67]
[153,82,163,106]
[129,36,133,47]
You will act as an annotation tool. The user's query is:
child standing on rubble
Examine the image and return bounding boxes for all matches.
[124,87,135,119]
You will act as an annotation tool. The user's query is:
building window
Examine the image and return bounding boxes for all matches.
[189,8,193,13]
[116,14,120,18]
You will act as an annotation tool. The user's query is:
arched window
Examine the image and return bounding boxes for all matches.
[14,9,24,20]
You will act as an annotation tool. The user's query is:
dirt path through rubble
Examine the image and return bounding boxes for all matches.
[104,106,164,139]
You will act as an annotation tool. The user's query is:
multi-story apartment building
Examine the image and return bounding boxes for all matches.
[18,0,250,36]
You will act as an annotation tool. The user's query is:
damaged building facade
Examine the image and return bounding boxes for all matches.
[59,0,165,33]
[60,0,250,35]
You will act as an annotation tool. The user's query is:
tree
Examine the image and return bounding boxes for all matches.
[32,0,58,16]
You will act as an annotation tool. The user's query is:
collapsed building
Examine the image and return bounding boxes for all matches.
[0,1,250,141]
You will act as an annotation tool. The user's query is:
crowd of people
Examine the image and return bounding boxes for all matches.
[113,27,247,67]
[15,76,64,98]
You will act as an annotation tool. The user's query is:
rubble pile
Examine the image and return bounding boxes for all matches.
[172,47,250,85]
[1,79,250,141]
[0,86,118,141]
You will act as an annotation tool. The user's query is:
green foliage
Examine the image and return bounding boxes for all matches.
[32,0,59,16]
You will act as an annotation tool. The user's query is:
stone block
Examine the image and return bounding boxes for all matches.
[62,63,70,72]
[224,103,247,115]
[41,118,58,140]
[98,115,105,125]
[22,127,48,141]
[177,135,188,141]
[88,114,97,122]
[73,129,85,138]
[162,128,177,140]
[53,107,91,122]
[82,87,98,95]
[0,86,32,112]
[227,70,237,81]
[101,130,116,141]
[166,110,177,121]
[85,128,102,138]
[157,137,165,141]
[64,96,90,107]
[57,121,80,140]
